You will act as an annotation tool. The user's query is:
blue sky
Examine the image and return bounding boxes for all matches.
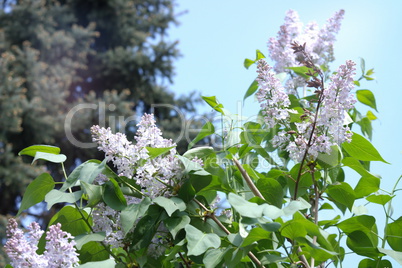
[169,0,402,266]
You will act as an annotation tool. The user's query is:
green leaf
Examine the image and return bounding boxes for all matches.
[188,122,215,149]
[366,194,393,205]
[317,145,342,167]
[18,145,61,157]
[77,242,110,264]
[280,219,308,240]
[241,227,271,247]
[17,173,55,215]
[145,146,175,159]
[49,206,92,236]
[285,66,312,79]
[378,248,402,265]
[256,49,265,60]
[356,89,377,111]
[244,58,254,69]
[202,96,224,114]
[74,232,106,250]
[243,79,258,101]
[367,110,377,121]
[103,178,127,211]
[80,181,103,207]
[203,248,228,268]
[338,215,379,256]
[346,231,380,258]
[121,197,151,235]
[358,258,392,268]
[281,200,311,218]
[342,157,377,178]
[32,152,67,164]
[227,193,284,219]
[61,159,106,191]
[386,217,402,251]
[76,259,116,268]
[45,189,82,210]
[256,178,283,208]
[185,225,221,256]
[177,155,210,176]
[338,215,377,235]
[354,175,380,198]
[366,68,375,76]
[342,132,388,163]
[153,196,186,216]
[164,215,191,239]
[183,146,215,159]
[360,58,366,74]
[326,182,356,211]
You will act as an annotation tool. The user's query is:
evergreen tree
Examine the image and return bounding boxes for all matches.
[0,1,200,260]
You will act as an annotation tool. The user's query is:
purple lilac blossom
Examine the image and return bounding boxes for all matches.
[286,60,356,162]
[44,223,80,268]
[268,9,345,91]
[91,113,181,199]
[256,59,292,129]
[5,219,79,268]
[256,58,356,162]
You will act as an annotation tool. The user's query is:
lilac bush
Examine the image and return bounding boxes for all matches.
[5,9,401,268]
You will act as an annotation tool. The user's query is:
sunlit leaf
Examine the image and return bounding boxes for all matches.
[202,96,224,114]
[366,194,393,205]
[32,152,67,164]
[378,248,402,265]
[18,145,61,157]
[185,225,221,256]
[145,146,175,159]
[74,232,106,250]
[188,122,215,149]
[342,132,388,163]
[356,89,377,111]
[45,189,82,210]
[243,79,258,101]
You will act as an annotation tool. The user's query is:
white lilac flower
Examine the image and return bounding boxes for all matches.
[268,9,345,91]
[256,59,291,129]
[285,60,356,162]
[317,60,356,144]
[5,219,47,267]
[268,9,302,73]
[92,202,125,248]
[256,57,356,163]
[44,223,80,268]
[91,113,182,199]
[5,219,79,268]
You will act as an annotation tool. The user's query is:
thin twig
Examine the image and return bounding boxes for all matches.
[193,198,265,268]
[310,168,320,268]
[178,252,191,268]
[232,157,264,200]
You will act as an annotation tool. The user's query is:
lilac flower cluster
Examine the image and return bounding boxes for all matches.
[256,59,356,162]
[256,59,292,129]
[286,60,356,162]
[268,9,345,91]
[5,218,79,268]
[91,113,182,199]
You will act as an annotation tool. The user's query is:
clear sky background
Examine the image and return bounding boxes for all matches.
[168,0,402,266]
